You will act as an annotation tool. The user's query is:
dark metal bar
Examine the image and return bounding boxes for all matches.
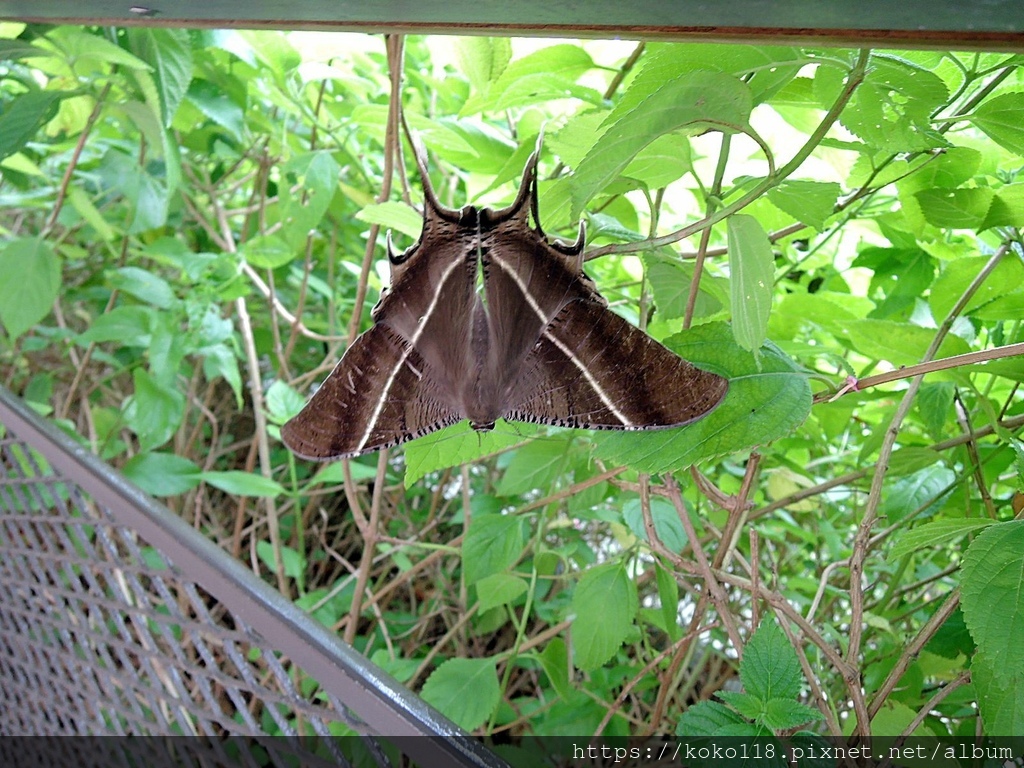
[0,386,507,768]
[0,0,1022,50]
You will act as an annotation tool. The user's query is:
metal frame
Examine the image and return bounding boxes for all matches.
[0,386,506,767]
[1,0,1023,50]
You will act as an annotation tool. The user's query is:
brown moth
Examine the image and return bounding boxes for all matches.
[281,145,728,460]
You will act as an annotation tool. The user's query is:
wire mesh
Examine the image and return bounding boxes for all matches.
[0,387,506,768]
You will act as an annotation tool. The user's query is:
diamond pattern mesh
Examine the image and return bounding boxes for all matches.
[0,389,502,768]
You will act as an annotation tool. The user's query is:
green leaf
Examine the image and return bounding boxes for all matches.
[889,518,995,561]
[403,421,534,486]
[125,368,185,451]
[0,90,66,162]
[239,234,296,270]
[495,439,569,497]
[186,78,244,139]
[571,561,638,670]
[742,620,803,701]
[200,470,285,498]
[55,27,152,70]
[761,699,823,731]
[930,255,1024,322]
[0,237,61,340]
[265,379,306,424]
[476,572,527,613]
[256,540,305,580]
[454,37,512,93]
[355,201,423,240]
[766,180,840,231]
[969,92,1024,157]
[420,657,500,731]
[728,214,774,355]
[972,650,1024,736]
[842,319,971,368]
[539,638,573,701]
[459,44,598,116]
[462,514,527,585]
[597,323,811,473]
[622,133,692,190]
[76,306,154,346]
[569,71,752,216]
[981,183,1024,229]
[108,266,176,309]
[127,28,193,126]
[622,497,688,553]
[914,187,994,229]
[676,700,747,737]
[960,520,1024,673]
[655,563,681,640]
[279,151,340,247]
[122,452,201,496]
[878,464,956,522]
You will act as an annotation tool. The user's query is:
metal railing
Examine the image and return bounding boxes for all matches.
[0,385,506,767]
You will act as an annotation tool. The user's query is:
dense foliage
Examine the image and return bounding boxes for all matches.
[2,24,1023,740]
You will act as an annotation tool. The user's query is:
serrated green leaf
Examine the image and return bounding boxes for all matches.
[676,700,747,737]
[742,620,803,702]
[981,183,1024,229]
[403,421,533,486]
[454,37,512,93]
[878,464,956,522]
[476,572,527,613]
[200,470,285,498]
[930,255,1024,322]
[889,518,994,561]
[767,180,840,231]
[265,379,306,424]
[569,71,752,217]
[596,323,811,473]
[843,318,971,368]
[960,520,1024,673]
[54,27,152,70]
[463,514,527,585]
[421,657,500,731]
[972,650,1024,736]
[495,439,569,496]
[572,561,638,670]
[761,699,823,730]
[0,90,66,162]
[122,452,201,496]
[0,237,61,340]
[914,187,994,229]
[355,201,423,240]
[969,92,1024,157]
[728,214,774,355]
[719,690,765,721]
[622,497,688,553]
[127,27,193,126]
[460,44,598,116]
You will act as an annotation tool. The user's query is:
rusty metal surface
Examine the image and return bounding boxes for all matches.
[0,0,1023,50]
[0,386,506,767]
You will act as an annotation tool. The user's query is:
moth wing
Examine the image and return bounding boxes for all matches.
[505,299,729,430]
[281,325,461,460]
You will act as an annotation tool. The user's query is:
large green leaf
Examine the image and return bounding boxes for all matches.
[421,657,501,731]
[596,323,811,473]
[127,28,193,126]
[960,520,1024,673]
[0,89,66,161]
[122,452,201,496]
[403,421,535,486]
[462,514,527,585]
[728,214,774,355]
[571,560,638,670]
[742,620,803,701]
[0,237,61,340]
[969,92,1024,157]
[569,71,752,217]
[766,180,840,232]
